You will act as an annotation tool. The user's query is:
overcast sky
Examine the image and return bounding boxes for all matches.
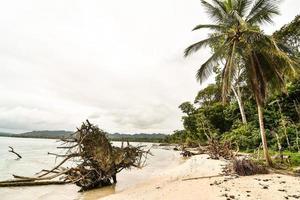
[0,0,299,134]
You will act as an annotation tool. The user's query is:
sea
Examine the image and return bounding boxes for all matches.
[0,137,180,200]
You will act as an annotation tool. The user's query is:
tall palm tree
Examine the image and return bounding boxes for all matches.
[185,0,299,166]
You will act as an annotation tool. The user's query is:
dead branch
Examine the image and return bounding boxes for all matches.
[38,153,80,178]
[182,174,224,181]
[0,181,69,187]
[8,146,22,159]
[13,169,70,181]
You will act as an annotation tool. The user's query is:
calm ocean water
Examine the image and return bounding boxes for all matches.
[0,137,180,200]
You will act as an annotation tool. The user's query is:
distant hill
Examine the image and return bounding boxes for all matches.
[17,130,73,139]
[0,130,167,142]
[108,133,167,143]
[0,132,14,137]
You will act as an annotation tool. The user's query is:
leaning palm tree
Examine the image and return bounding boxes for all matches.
[185,0,299,166]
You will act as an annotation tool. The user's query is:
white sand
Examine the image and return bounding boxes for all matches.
[101,155,300,200]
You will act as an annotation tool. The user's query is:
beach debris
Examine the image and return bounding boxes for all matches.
[182,174,224,181]
[278,189,287,192]
[0,120,150,192]
[180,150,195,157]
[8,146,22,159]
[231,159,268,176]
[179,146,205,157]
[272,153,291,165]
[206,139,237,160]
[263,178,271,182]
[280,181,287,184]
[288,194,300,199]
[262,185,269,189]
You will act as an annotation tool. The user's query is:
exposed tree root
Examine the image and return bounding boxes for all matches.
[0,120,149,191]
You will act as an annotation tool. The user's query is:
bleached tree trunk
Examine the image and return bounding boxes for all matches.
[275,132,282,151]
[231,85,247,124]
[257,103,273,166]
[293,101,300,152]
[277,101,291,150]
[282,120,291,150]
[296,129,300,152]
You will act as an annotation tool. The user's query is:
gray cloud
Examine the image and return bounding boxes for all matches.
[0,0,299,134]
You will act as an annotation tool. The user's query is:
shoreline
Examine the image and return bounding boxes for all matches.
[101,154,300,200]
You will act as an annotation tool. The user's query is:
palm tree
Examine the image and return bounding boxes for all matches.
[185,0,299,166]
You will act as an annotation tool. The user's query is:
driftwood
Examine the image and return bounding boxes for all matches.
[206,139,237,160]
[1,120,150,191]
[180,150,195,157]
[0,181,69,187]
[179,139,236,159]
[8,146,22,159]
[182,174,224,181]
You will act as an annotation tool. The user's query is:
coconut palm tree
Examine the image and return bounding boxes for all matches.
[185,0,299,166]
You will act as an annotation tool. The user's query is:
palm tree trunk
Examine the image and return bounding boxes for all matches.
[231,85,247,124]
[257,103,273,166]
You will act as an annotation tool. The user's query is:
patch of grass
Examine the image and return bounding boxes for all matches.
[244,149,300,168]
[282,151,300,167]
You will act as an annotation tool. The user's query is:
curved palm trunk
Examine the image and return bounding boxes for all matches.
[231,85,247,124]
[249,53,272,166]
[257,103,272,166]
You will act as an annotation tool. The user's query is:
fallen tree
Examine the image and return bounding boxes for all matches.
[0,120,150,191]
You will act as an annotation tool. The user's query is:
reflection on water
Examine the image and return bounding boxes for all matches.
[0,137,180,200]
[81,185,116,200]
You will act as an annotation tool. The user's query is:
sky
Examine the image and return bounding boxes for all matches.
[0,0,299,134]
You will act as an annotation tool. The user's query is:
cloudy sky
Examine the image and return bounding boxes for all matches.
[0,0,299,134]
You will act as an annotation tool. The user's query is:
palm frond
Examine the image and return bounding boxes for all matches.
[200,0,226,22]
[196,43,228,83]
[246,0,279,25]
[247,0,268,18]
[247,5,279,24]
[211,0,228,13]
[246,53,266,105]
[235,0,252,17]
[184,34,225,57]
[254,52,287,96]
[192,24,225,31]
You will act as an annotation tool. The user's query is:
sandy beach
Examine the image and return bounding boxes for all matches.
[102,155,300,200]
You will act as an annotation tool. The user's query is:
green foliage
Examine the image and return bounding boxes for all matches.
[179,102,196,115]
[194,84,220,105]
[164,130,188,144]
[203,102,233,133]
[284,151,300,167]
[167,3,299,167]
[273,15,300,56]
[222,122,261,150]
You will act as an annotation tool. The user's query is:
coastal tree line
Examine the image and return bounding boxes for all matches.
[166,0,300,166]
